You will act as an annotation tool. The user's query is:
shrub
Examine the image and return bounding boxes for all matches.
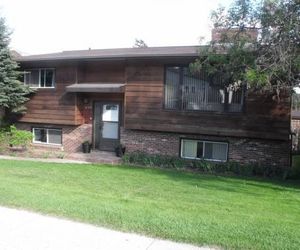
[0,127,10,151]
[122,152,288,179]
[8,125,32,147]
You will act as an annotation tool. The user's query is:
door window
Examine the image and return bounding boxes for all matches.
[102,105,119,122]
[102,104,119,139]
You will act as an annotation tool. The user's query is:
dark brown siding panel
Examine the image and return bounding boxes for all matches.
[19,64,78,125]
[77,61,125,83]
[124,62,290,141]
[19,61,127,126]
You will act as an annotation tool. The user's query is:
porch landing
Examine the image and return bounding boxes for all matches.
[65,150,121,164]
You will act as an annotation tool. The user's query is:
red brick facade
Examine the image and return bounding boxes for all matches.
[120,128,290,167]
[16,123,290,167]
[16,123,92,152]
[212,28,258,43]
[62,124,92,152]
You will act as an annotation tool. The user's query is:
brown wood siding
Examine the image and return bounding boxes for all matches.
[19,64,80,125]
[77,61,125,83]
[74,61,126,124]
[18,59,290,141]
[19,61,126,125]
[124,63,291,141]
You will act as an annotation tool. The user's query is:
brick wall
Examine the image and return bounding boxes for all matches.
[121,128,290,167]
[16,122,92,153]
[212,28,258,43]
[62,124,92,152]
[15,122,291,167]
[80,102,93,124]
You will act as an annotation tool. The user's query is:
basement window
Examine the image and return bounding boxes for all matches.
[180,139,228,162]
[23,68,55,88]
[33,128,62,145]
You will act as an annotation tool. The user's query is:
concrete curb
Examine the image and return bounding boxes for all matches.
[0,155,89,164]
[0,206,214,250]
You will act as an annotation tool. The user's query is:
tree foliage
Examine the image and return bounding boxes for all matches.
[0,17,33,118]
[191,0,300,93]
[133,39,148,48]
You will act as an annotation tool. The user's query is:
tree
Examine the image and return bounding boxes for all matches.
[133,39,148,48]
[0,17,33,121]
[191,0,300,95]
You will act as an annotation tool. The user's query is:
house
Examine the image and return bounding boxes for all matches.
[15,45,291,167]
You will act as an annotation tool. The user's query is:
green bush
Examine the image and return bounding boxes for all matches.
[122,152,288,178]
[0,127,10,151]
[8,125,32,147]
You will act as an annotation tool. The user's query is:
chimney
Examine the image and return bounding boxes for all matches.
[10,50,22,59]
[212,28,258,43]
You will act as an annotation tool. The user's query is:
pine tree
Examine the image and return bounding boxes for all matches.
[0,17,33,122]
[133,39,148,48]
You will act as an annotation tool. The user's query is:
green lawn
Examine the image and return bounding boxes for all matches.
[0,160,299,250]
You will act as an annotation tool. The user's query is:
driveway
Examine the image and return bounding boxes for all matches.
[0,206,213,250]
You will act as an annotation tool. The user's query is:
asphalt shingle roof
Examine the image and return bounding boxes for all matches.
[16,46,202,62]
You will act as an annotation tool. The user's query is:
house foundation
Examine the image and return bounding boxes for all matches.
[120,128,290,167]
[16,123,92,153]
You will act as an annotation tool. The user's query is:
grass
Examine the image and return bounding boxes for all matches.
[0,160,299,250]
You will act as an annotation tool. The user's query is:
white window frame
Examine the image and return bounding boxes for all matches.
[23,68,55,88]
[32,128,62,146]
[180,139,228,162]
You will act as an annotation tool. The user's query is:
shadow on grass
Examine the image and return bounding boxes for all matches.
[2,159,299,196]
[114,163,300,194]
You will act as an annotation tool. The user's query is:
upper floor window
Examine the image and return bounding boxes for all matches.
[23,69,55,88]
[164,66,244,112]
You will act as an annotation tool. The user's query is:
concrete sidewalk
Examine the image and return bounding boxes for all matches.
[0,155,89,164]
[0,150,121,165]
[0,206,214,250]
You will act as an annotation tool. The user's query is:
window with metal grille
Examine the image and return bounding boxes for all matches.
[164,66,244,112]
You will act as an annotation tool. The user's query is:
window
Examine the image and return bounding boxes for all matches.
[102,104,119,139]
[33,128,62,145]
[23,69,55,88]
[181,139,228,162]
[164,66,244,112]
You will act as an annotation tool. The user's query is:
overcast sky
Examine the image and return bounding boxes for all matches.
[0,0,232,55]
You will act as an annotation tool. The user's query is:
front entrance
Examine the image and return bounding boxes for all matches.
[94,102,120,151]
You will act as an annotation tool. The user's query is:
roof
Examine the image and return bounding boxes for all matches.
[66,83,125,93]
[16,46,202,62]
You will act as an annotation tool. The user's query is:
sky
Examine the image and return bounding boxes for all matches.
[0,0,233,55]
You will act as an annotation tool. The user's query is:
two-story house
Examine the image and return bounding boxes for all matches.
[15,46,291,167]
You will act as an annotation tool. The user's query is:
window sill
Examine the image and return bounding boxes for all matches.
[163,108,243,115]
[32,142,63,149]
[181,156,227,163]
[30,87,55,89]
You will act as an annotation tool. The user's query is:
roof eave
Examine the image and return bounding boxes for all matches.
[16,54,200,63]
